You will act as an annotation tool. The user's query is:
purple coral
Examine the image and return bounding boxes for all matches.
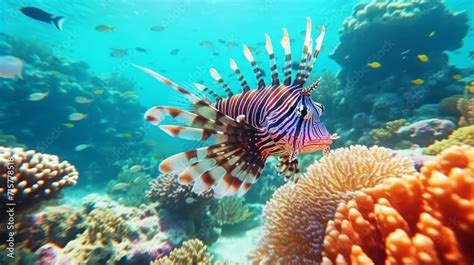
[397,118,455,146]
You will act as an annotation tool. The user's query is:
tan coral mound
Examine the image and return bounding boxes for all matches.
[153,239,213,265]
[211,196,250,226]
[322,145,473,264]
[249,145,415,264]
[458,97,474,127]
[0,147,78,215]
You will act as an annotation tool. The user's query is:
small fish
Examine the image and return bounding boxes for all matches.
[411,79,425,85]
[28,92,48,101]
[150,25,165,32]
[225,41,238,49]
[0,56,24,79]
[95,25,115,32]
[20,7,65,30]
[112,182,130,191]
[200,41,214,49]
[93,88,104,95]
[400,49,411,55]
[130,165,142,173]
[367,61,381,69]
[417,54,429,62]
[185,197,197,204]
[75,144,92,152]
[428,31,436,37]
[63,122,75,128]
[452,74,462,81]
[466,84,474,94]
[74,96,92,104]
[218,39,226,44]
[170,49,180,56]
[136,47,147,53]
[212,52,219,57]
[109,48,128,58]
[121,90,136,98]
[69,112,87,121]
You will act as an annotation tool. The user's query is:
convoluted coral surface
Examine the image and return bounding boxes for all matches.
[249,145,415,264]
[322,145,473,264]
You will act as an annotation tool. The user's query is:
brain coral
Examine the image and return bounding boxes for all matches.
[322,145,473,264]
[249,145,415,264]
[424,125,474,155]
[147,173,214,218]
[0,147,78,216]
[152,239,213,265]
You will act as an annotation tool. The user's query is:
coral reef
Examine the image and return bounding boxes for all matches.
[321,145,473,264]
[369,119,408,146]
[106,155,156,207]
[439,94,463,117]
[457,97,474,127]
[249,145,414,263]
[0,147,78,217]
[147,173,214,218]
[152,239,213,265]
[0,33,151,185]
[397,118,456,147]
[28,195,186,264]
[424,125,474,155]
[210,196,250,226]
[331,0,468,86]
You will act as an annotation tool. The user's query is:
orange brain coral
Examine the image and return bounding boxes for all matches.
[322,145,473,265]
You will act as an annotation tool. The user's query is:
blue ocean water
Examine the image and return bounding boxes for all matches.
[0,0,473,264]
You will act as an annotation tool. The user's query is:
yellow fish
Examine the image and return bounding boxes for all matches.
[93,88,104,95]
[63,122,75,128]
[417,54,429,62]
[69,112,87,121]
[28,92,48,101]
[467,85,474,94]
[429,31,436,37]
[121,90,136,98]
[452,74,462,81]
[367,61,381,69]
[411,79,425,85]
[75,96,92,104]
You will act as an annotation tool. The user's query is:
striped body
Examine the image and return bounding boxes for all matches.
[134,17,336,198]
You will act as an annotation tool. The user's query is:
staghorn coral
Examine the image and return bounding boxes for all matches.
[424,125,474,155]
[210,196,250,226]
[147,173,214,218]
[0,147,78,217]
[152,239,213,265]
[249,145,414,264]
[457,97,474,127]
[321,145,474,264]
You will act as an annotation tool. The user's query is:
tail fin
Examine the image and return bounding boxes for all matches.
[52,16,65,30]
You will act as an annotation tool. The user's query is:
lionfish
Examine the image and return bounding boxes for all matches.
[133,18,336,198]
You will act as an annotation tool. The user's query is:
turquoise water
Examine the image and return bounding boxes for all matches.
[1,0,474,264]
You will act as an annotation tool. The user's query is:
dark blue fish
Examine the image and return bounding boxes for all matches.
[20,7,65,30]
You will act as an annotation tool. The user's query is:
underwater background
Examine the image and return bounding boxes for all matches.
[0,0,473,264]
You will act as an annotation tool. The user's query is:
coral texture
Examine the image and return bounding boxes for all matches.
[322,145,473,264]
[152,239,213,265]
[0,147,78,216]
[397,118,456,147]
[424,125,474,155]
[210,196,250,226]
[147,173,214,218]
[457,97,474,127]
[249,145,415,263]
